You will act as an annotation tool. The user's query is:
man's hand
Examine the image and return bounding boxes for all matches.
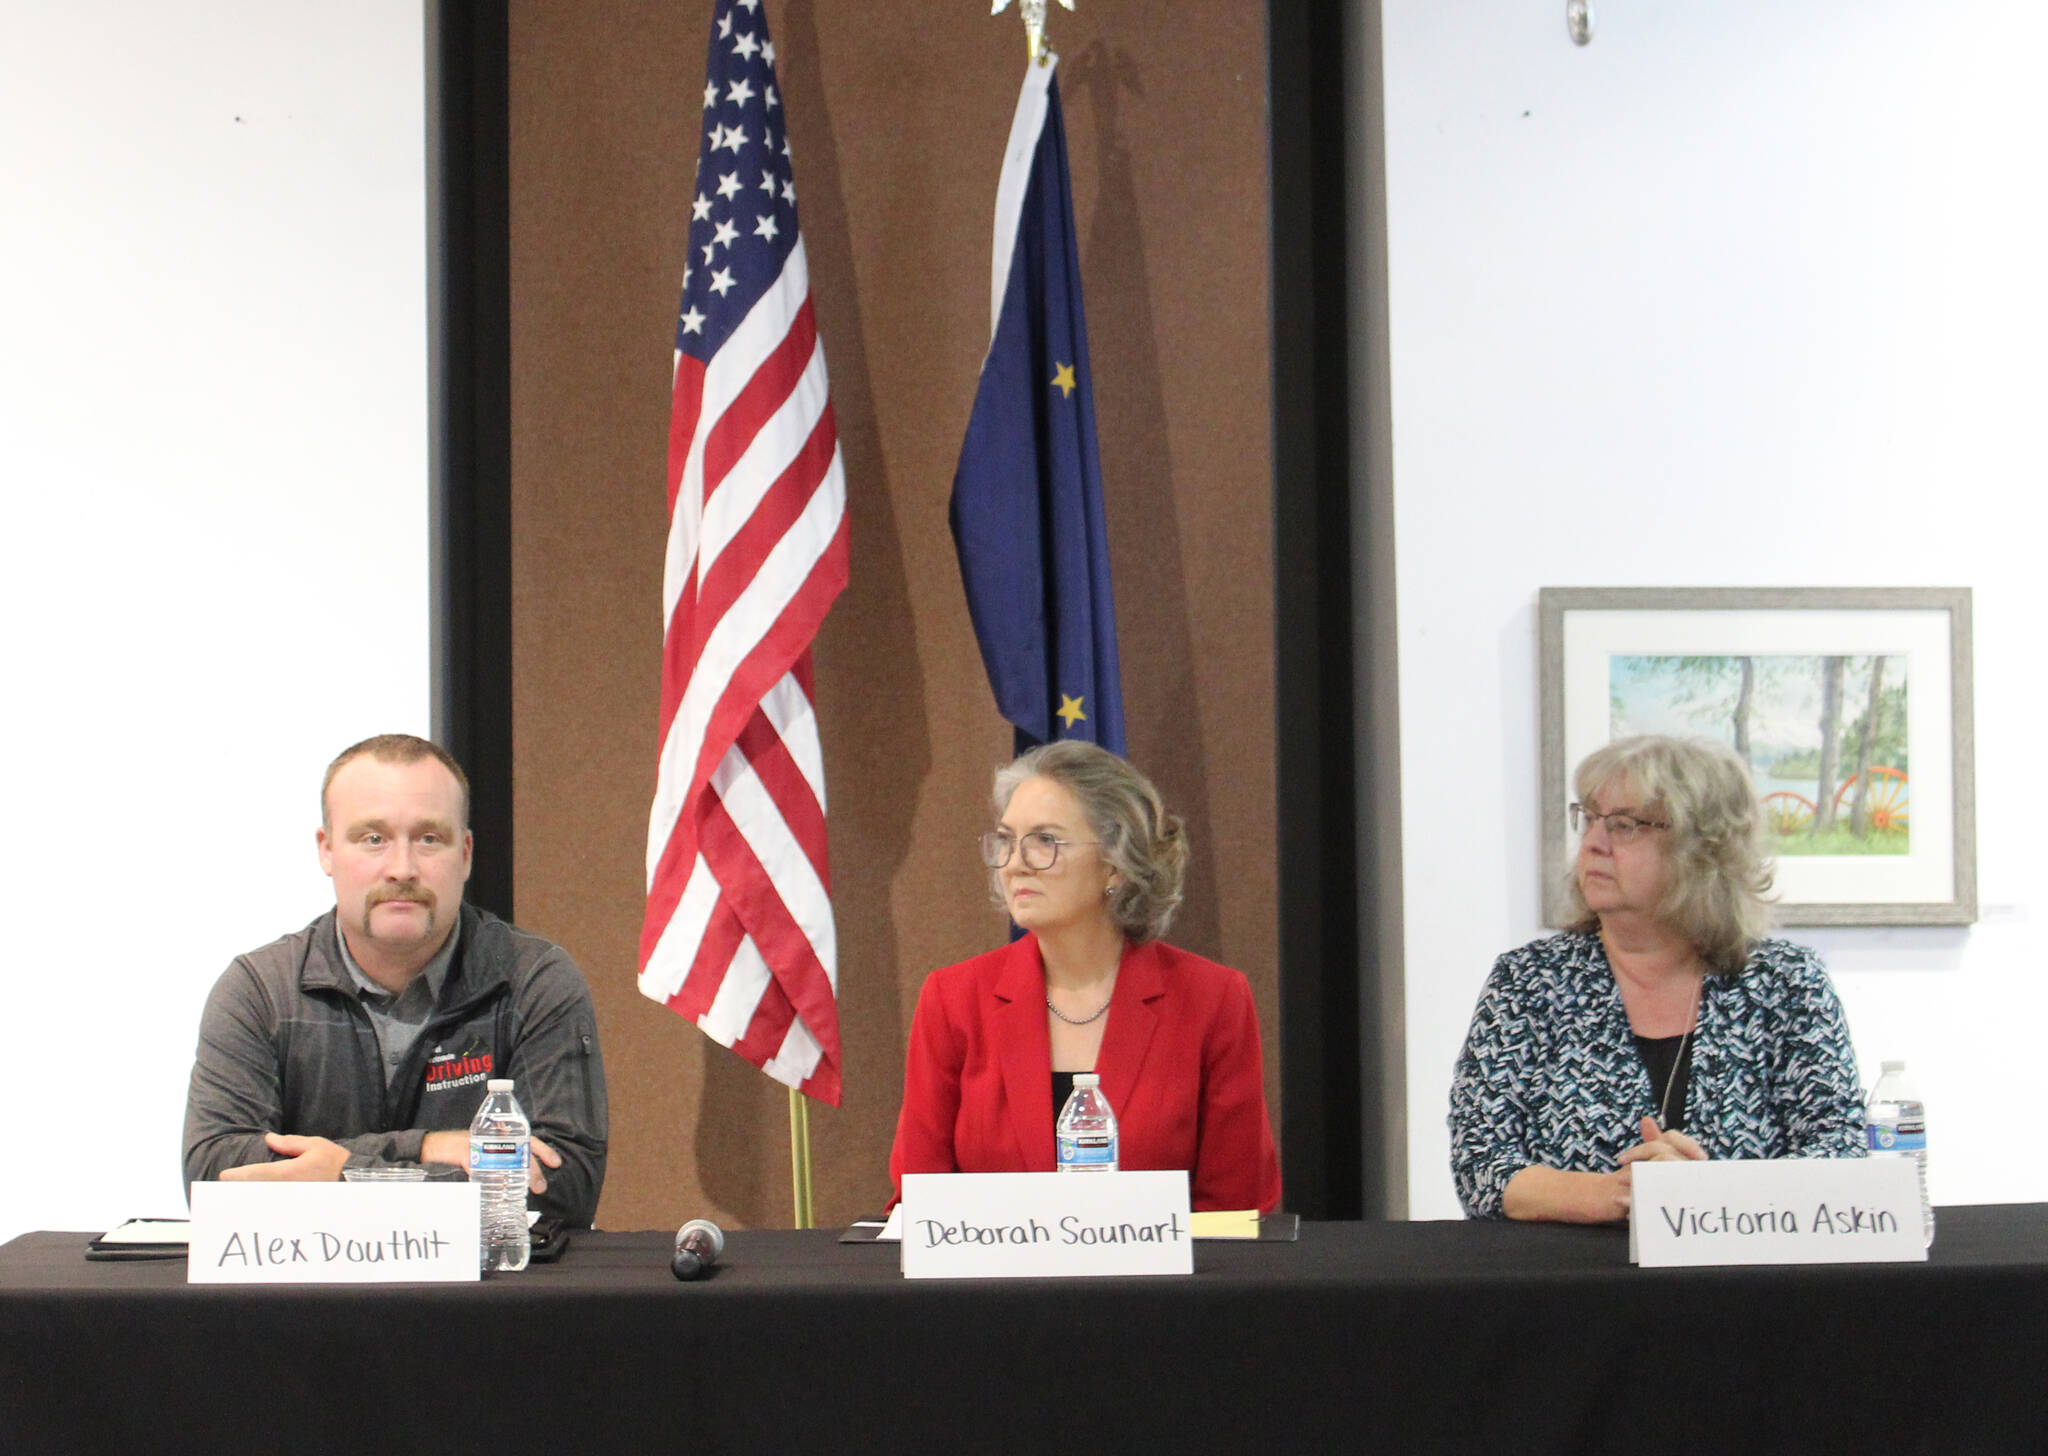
[421,1129,469,1168]
[220,1133,350,1183]
[421,1129,562,1195]
[527,1135,561,1195]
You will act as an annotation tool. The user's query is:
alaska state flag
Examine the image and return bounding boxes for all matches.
[950,56,1126,755]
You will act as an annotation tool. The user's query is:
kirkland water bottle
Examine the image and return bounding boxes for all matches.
[1056,1073,1119,1174]
[469,1078,531,1272]
[1866,1059,1933,1247]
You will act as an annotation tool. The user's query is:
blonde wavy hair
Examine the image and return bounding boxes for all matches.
[1563,735,1775,974]
[991,740,1188,943]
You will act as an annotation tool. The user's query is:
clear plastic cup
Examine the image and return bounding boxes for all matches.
[341,1165,428,1183]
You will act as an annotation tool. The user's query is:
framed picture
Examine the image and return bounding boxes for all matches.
[1538,587,1976,927]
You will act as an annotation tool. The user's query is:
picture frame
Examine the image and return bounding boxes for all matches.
[1538,587,1976,927]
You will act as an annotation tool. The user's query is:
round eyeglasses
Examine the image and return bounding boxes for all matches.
[1569,802,1670,843]
[979,830,1100,871]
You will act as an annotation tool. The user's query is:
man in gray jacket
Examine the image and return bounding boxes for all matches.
[182,734,608,1226]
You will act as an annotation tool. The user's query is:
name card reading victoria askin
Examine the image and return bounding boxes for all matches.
[189,1181,482,1284]
[899,1171,1193,1280]
[1630,1158,1926,1268]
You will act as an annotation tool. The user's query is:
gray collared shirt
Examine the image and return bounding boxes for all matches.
[335,916,462,1088]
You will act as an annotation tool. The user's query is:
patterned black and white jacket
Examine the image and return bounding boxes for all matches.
[1450,932,1864,1219]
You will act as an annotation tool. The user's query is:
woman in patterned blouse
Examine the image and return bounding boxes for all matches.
[1450,735,1864,1221]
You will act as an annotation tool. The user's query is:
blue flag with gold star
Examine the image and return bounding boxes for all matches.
[950,56,1126,755]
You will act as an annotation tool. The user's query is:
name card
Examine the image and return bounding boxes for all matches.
[899,1171,1193,1280]
[1630,1158,1926,1267]
[189,1181,481,1284]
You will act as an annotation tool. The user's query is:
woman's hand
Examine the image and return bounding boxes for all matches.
[1617,1115,1708,1166]
[1501,1118,1705,1223]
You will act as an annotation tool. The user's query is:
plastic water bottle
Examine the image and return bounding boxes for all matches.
[469,1078,531,1272]
[1056,1073,1118,1173]
[1866,1059,1933,1247]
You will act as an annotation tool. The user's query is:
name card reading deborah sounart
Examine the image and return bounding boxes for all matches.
[899,1171,1193,1280]
[1630,1158,1925,1268]
[188,1181,482,1284]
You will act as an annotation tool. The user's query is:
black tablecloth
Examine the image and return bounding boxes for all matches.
[4,1206,2044,1454]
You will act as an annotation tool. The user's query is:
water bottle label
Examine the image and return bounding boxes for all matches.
[1057,1135,1116,1168]
[471,1138,527,1171]
[1867,1125,1926,1153]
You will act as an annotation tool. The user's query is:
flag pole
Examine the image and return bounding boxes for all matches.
[995,0,1076,66]
[788,1088,816,1228]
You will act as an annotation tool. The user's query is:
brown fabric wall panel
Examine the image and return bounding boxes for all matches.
[509,0,1274,1231]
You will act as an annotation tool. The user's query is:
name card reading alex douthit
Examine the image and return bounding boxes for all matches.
[188,1181,482,1284]
[899,1170,1194,1279]
[1630,1157,1926,1267]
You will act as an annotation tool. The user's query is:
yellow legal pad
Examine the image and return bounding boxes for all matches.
[1189,1209,1260,1240]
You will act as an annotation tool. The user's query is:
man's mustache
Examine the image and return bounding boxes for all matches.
[368,883,436,911]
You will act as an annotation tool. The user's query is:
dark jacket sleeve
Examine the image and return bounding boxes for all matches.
[1448,956,1535,1219]
[183,958,291,1194]
[1769,945,1867,1158]
[503,943,610,1226]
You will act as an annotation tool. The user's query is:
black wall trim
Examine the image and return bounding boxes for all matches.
[1268,0,1365,1219]
[426,1,515,919]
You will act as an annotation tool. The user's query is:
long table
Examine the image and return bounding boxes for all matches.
[4,1205,2044,1454]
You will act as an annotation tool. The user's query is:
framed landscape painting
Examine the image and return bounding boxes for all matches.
[1538,587,1976,927]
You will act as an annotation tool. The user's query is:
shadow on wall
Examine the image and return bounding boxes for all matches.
[1067,40,1220,959]
[689,0,923,1226]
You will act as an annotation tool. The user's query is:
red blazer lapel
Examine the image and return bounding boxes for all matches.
[1096,939,1164,1122]
[992,934,1056,1171]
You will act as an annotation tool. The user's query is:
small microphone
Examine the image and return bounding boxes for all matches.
[670,1217,726,1281]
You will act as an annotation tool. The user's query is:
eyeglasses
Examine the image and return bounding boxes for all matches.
[979,830,1099,871]
[1569,803,1670,842]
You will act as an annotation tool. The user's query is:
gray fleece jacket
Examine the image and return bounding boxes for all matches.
[182,904,608,1225]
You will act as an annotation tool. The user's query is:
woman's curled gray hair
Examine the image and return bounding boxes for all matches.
[1564,734,1775,974]
[992,740,1187,943]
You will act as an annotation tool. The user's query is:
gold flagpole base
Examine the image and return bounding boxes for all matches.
[788,1087,816,1229]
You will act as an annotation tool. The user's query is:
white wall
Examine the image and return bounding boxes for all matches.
[0,2,428,1243]
[1378,1,2048,1218]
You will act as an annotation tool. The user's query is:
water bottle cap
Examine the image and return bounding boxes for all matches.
[487,1078,514,1091]
[1880,1060,1906,1073]
[1074,1073,1100,1087]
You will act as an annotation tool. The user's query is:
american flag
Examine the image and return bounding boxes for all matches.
[639,0,848,1105]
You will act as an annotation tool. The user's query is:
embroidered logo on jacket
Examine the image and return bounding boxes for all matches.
[423,1047,493,1094]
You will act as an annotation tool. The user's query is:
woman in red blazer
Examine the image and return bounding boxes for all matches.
[889,741,1281,1213]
